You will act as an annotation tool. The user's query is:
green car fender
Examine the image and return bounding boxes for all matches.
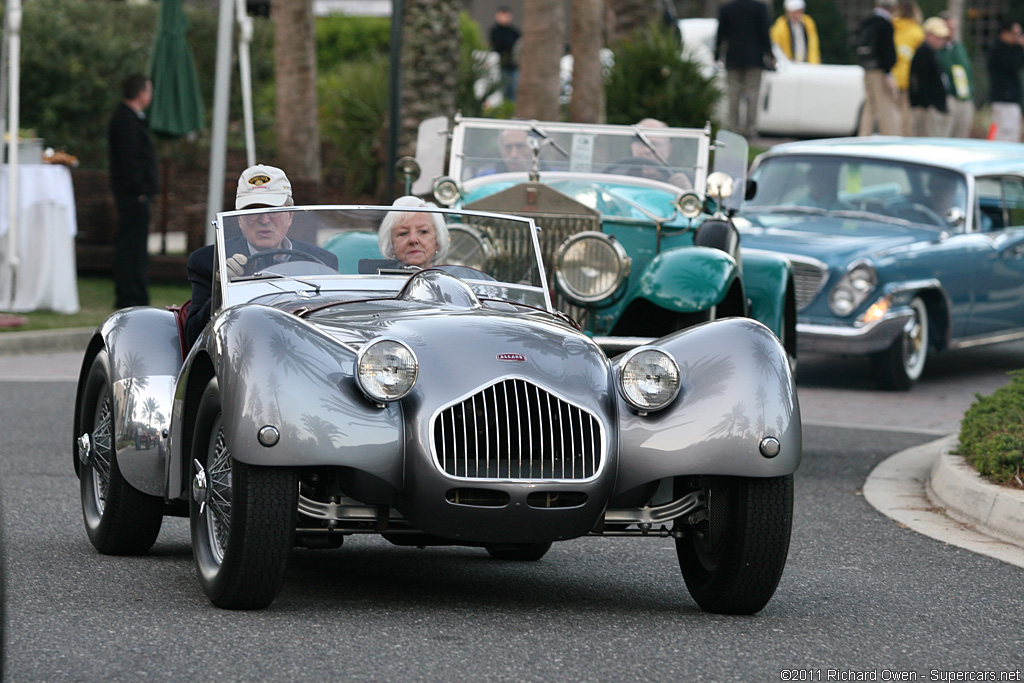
[625,246,740,313]
[741,249,795,344]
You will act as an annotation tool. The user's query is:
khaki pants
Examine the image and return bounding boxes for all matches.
[911,107,946,137]
[859,70,901,136]
[991,102,1021,142]
[944,96,975,138]
[726,67,763,138]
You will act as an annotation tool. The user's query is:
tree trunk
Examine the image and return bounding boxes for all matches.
[515,0,565,121]
[569,0,606,123]
[608,0,660,43]
[400,0,460,159]
[272,0,321,187]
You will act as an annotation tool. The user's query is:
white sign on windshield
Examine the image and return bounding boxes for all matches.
[570,134,595,173]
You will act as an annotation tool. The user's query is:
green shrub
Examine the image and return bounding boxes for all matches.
[316,15,390,70]
[318,55,390,199]
[605,22,721,128]
[958,370,1024,487]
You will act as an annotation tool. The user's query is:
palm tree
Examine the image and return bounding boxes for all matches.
[515,0,565,121]
[608,0,662,44]
[272,0,322,186]
[569,0,606,123]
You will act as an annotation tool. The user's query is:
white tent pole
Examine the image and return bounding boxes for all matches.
[205,0,235,245]
[235,0,256,168]
[5,0,21,301]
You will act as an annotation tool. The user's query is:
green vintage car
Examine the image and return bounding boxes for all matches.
[406,116,797,357]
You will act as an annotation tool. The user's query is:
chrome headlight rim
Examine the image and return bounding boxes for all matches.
[554,231,631,305]
[355,338,419,403]
[828,261,878,317]
[674,191,704,219]
[617,346,681,412]
[445,224,494,272]
[432,176,461,207]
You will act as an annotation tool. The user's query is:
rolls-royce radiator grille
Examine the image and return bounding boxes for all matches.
[790,259,829,311]
[432,379,603,480]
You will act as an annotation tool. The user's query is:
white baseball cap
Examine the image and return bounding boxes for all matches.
[784,0,805,11]
[236,164,292,209]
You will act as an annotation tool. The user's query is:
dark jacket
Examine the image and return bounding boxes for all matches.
[856,13,897,73]
[184,235,339,348]
[107,103,158,197]
[988,40,1024,105]
[715,0,773,69]
[490,23,521,70]
[909,42,948,112]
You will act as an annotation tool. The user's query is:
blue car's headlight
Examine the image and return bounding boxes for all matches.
[618,347,681,413]
[356,338,418,403]
[829,263,877,317]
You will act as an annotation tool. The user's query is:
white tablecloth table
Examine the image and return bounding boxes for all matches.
[0,164,80,314]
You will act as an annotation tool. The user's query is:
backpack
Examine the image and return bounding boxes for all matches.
[855,17,880,69]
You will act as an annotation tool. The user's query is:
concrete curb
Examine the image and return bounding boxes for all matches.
[927,441,1024,547]
[0,327,94,355]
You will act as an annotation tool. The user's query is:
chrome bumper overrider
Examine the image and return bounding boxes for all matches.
[797,310,914,355]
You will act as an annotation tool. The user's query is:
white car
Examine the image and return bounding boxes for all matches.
[679,18,865,138]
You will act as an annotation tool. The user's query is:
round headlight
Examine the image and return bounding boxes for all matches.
[356,338,418,403]
[706,171,735,201]
[828,263,877,317]
[433,177,460,207]
[619,347,681,412]
[554,232,631,304]
[675,191,704,219]
[446,225,493,271]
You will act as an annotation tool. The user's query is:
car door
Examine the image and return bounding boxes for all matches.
[967,175,1024,336]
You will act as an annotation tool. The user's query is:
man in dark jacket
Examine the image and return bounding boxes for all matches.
[909,17,950,136]
[715,0,775,138]
[987,18,1024,142]
[108,73,158,308]
[184,165,338,348]
[856,0,900,135]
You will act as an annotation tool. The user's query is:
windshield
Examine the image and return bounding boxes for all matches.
[747,154,968,229]
[450,118,710,192]
[214,206,550,310]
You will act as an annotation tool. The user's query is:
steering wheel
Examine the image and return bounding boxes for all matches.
[601,156,669,181]
[888,201,945,227]
[245,248,329,274]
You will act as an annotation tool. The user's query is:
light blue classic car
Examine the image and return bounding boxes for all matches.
[738,137,1024,389]
[409,116,797,359]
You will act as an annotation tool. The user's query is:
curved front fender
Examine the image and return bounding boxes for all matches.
[204,305,403,490]
[627,246,738,313]
[742,249,793,339]
[613,317,801,497]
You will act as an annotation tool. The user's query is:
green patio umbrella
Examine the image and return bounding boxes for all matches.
[147,0,204,138]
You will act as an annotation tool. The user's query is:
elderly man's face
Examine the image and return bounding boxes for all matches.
[239,208,293,251]
[500,129,532,172]
[631,136,671,163]
[392,213,438,267]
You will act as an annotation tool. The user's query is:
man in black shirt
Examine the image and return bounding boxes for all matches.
[108,73,158,308]
[489,7,521,102]
[715,0,775,139]
[987,18,1024,142]
[856,0,899,136]
[909,17,950,136]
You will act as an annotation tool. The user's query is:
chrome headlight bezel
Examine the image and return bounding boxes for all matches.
[674,191,704,219]
[554,231,631,305]
[828,262,878,317]
[618,346,681,412]
[432,176,461,207]
[355,338,419,403]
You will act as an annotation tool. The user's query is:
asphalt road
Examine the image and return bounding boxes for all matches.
[1,346,1023,681]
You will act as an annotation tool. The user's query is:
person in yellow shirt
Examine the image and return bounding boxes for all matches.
[770,0,821,64]
[892,0,925,135]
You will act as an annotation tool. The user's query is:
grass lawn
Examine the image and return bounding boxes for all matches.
[0,277,192,333]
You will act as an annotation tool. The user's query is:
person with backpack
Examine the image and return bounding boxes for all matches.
[856,0,900,136]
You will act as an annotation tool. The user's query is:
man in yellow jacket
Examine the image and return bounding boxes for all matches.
[770,0,821,64]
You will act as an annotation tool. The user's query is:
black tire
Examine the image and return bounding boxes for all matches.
[485,542,552,562]
[190,378,298,610]
[676,475,793,615]
[870,296,928,391]
[78,351,164,555]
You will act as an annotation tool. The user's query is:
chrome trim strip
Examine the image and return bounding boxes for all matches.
[949,328,1024,350]
[592,336,657,354]
[796,312,914,355]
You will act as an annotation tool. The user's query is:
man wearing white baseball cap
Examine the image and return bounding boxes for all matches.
[770,0,821,64]
[183,164,338,348]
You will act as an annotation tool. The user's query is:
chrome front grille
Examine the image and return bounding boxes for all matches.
[789,258,829,311]
[432,379,603,481]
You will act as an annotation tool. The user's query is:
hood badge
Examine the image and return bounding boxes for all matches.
[497,353,526,362]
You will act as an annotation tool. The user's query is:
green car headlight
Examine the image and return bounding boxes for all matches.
[829,262,877,317]
[618,347,681,412]
[356,338,418,403]
[554,231,631,304]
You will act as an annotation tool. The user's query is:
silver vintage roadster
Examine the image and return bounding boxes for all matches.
[73,205,800,613]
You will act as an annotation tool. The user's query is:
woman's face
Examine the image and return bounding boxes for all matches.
[392,214,438,267]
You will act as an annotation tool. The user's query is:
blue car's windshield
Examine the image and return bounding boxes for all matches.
[747,154,967,229]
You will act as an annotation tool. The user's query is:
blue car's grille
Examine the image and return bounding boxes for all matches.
[432,379,603,481]
[790,259,829,311]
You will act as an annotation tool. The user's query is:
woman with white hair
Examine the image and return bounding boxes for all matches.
[378,196,450,268]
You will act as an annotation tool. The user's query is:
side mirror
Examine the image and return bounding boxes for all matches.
[745,178,758,202]
[945,206,965,228]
